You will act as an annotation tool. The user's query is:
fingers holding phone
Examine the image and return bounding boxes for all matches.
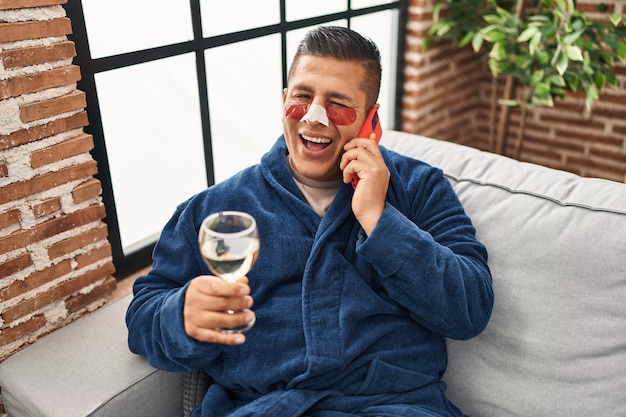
[340,106,389,235]
[341,105,383,186]
[340,133,383,185]
[348,106,383,189]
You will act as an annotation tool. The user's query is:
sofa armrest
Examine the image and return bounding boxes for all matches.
[0,294,183,417]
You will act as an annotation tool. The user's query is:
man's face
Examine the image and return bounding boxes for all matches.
[282,56,370,182]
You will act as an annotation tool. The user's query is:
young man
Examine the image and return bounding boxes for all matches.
[126,26,494,417]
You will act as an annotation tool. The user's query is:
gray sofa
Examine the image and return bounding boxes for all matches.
[1,130,625,417]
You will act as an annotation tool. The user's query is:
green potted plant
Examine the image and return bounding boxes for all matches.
[427,0,626,158]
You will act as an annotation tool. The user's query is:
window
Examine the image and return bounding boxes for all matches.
[65,0,407,277]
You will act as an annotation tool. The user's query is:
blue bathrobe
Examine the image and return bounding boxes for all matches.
[126,136,493,417]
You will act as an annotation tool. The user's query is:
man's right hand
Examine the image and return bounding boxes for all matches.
[183,275,255,345]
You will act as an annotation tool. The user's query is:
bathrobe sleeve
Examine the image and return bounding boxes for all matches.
[356,151,493,340]
[126,200,225,372]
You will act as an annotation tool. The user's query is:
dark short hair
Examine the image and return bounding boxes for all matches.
[289,26,382,109]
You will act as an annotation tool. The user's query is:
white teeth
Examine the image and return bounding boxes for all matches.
[301,134,331,144]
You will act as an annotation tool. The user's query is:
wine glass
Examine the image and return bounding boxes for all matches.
[198,211,259,333]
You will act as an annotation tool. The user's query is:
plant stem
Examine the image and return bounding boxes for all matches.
[489,76,498,152]
[514,87,533,160]
[495,76,515,155]
[495,0,525,156]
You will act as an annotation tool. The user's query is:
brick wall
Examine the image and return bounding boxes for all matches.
[402,0,626,183]
[0,0,116,378]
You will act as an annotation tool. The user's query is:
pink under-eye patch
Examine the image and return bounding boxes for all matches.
[326,105,358,125]
[285,102,357,126]
[285,102,309,120]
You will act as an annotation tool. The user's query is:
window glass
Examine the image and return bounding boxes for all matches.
[95,54,207,253]
[206,35,283,183]
[351,0,388,8]
[351,10,399,130]
[200,0,280,37]
[75,0,402,270]
[285,0,347,21]
[82,0,193,58]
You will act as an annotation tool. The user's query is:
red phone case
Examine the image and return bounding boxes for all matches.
[351,107,382,189]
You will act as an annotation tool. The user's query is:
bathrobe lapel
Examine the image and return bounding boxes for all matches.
[260,136,364,376]
[302,183,361,374]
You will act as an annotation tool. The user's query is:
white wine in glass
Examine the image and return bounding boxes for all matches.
[198,211,259,333]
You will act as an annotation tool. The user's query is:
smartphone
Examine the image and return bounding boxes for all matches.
[351,106,383,189]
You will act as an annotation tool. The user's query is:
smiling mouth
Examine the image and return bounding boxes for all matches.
[300,134,332,151]
[301,134,331,144]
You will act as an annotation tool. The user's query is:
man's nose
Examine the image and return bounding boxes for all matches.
[300,102,329,126]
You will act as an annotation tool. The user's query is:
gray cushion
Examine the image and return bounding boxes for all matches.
[382,131,626,417]
[0,294,183,417]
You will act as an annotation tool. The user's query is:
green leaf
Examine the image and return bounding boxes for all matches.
[433,3,442,22]
[488,59,502,77]
[489,42,508,60]
[551,86,567,99]
[585,84,599,110]
[513,54,533,69]
[594,72,606,90]
[551,44,562,66]
[562,29,584,45]
[482,26,507,43]
[602,32,620,51]
[531,70,545,86]
[484,14,501,24]
[537,50,550,66]
[431,22,452,37]
[485,29,511,43]
[580,72,593,88]
[605,70,617,86]
[472,32,485,52]
[600,52,615,66]
[532,85,554,107]
[555,50,569,75]
[549,74,566,87]
[529,32,543,56]
[535,82,551,96]
[459,31,475,47]
[518,26,540,42]
[528,14,551,23]
[618,42,626,61]
[565,45,583,61]
[570,15,586,32]
[609,14,623,26]
[495,6,511,19]
[489,60,511,78]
